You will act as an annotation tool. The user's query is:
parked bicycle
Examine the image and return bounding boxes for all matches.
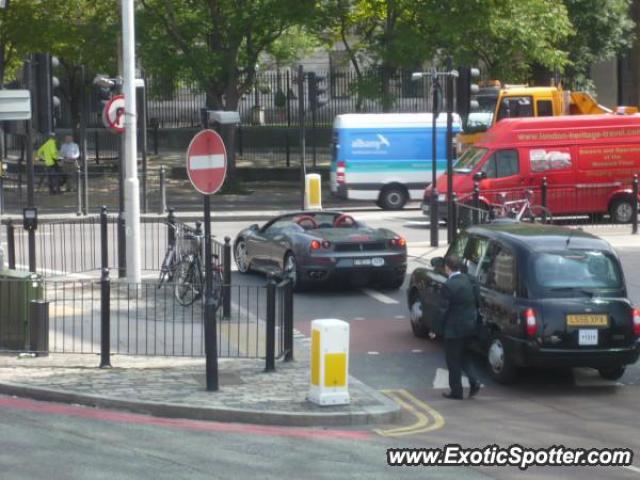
[491,190,553,223]
[159,222,223,307]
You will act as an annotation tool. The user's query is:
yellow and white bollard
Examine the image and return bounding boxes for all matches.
[304,173,322,210]
[308,319,350,406]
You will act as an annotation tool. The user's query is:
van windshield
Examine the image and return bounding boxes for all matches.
[453,147,488,173]
[533,250,623,293]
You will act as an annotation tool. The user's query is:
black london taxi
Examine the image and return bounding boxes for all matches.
[407,223,640,383]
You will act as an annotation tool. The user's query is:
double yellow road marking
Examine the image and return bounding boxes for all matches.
[375,389,445,437]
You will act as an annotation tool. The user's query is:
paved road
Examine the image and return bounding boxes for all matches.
[3,209,640,478]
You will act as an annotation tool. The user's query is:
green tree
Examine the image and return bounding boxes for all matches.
[562,0,635,90]
[138,0,316,179]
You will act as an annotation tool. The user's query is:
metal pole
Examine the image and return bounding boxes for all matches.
[473,180,480,225]
[25,58,35,208]
[0,174,4,215]
[117,212,126,278]
[298,65,306,210]
[445,59,455,244]
[284,278,294,362]
[265,275,276,372]
[167,207,176,247]
[99,268,112,368]
[6,220,15,269]
[100,206,108,270]
[223,236,231,319]
[159,165,166,214]
[80,65,89,215]
[632,174,638,235]
[121,0,141,285]
[430,72,439,247]
[203,195,219,391]
[76,166,82,216]
[140,73,148,214]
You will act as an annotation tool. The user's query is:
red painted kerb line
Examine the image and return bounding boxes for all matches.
[0,396,372,441]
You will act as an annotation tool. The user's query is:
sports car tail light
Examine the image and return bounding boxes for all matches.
[633,308,640,336]
[525,308,538,337]
[310,240,322,250]
[389,236,406,248]
[336,161,346,184]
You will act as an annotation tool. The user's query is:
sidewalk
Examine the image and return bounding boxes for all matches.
[0,342,400,428]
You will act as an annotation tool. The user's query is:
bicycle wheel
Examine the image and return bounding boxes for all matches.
[522,205,553,224]
[174,257,203,306]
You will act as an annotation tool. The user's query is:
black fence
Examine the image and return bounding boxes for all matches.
[452,175,640,235]
[0,275,294,364]
[0,209,227,279]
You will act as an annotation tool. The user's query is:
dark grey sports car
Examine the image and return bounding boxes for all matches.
[233,211,407,290]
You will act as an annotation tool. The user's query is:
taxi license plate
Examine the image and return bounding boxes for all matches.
[566,314,608,327]
[353,257,385,267]
[578,329,598,346]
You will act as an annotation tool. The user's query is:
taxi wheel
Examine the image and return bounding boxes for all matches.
[598,366,625,381]
[409,291,430,338]
[487,334,517,384]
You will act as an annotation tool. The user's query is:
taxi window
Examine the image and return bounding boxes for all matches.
[479,244,517,295]
[447,232,469,260]
[465,236,490,276]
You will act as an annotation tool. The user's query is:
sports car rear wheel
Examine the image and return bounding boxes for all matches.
[234,239,250,273]
[284,252,306,292]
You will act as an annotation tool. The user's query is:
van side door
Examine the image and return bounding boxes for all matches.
[478,149,524,205]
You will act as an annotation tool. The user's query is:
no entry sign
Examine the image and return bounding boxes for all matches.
[102,94,126,133]
[186,129,227,195]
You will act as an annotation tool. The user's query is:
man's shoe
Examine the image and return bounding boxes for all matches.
[442,391,463,400]
[469,382,481,398]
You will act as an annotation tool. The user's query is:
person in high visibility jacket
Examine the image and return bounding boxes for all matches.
[36,133,61,194]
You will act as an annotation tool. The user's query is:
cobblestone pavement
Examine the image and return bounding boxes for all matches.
[0,338,400,425]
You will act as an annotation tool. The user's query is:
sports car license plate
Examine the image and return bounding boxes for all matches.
[566,314,608,327]
[578,329,598,346]
[353,257,385,267]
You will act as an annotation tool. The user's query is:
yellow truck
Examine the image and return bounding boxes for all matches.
[456,83,638,153]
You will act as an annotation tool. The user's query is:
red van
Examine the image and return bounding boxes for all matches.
[423,115,640,223]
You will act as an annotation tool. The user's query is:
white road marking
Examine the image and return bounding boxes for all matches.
[624,465,640,474]
[433,367,470,389]
[353,317,366,321]
[360,288,399,305]
[394,315,405,319]
[411,349,423,353]
[367,351,380,355]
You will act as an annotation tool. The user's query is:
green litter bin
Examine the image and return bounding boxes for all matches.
[0,270,44,351]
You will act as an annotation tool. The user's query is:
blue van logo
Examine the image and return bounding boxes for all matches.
[351,134,390,151]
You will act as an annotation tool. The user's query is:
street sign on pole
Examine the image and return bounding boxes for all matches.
[102,94,125,133]
[186,128,227,392]
[0,90,31,121]
[186,129,228,195]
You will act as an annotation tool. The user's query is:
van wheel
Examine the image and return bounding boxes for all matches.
[379,185,408,210]
[610,198,634,223]
[598,366,625,381]
[487,334,517,384]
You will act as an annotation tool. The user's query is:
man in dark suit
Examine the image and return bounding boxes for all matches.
[439,255,481,400]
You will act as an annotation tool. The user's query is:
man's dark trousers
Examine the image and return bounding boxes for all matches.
[445,336,477,398]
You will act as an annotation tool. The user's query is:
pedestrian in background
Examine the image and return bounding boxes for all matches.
[439,255,481,400]
[36,133,60,195]
[59,135,80,192]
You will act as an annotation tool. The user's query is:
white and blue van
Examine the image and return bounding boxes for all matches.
[330,113,461,209]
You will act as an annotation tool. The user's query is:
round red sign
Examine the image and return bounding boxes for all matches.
[186,129,228,195]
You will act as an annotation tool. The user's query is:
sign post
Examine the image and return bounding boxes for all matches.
[187,129,227,392]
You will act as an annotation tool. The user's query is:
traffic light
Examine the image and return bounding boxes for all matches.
[307,72,327,112]
[456,66,480,122]
[34,53,61,134]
